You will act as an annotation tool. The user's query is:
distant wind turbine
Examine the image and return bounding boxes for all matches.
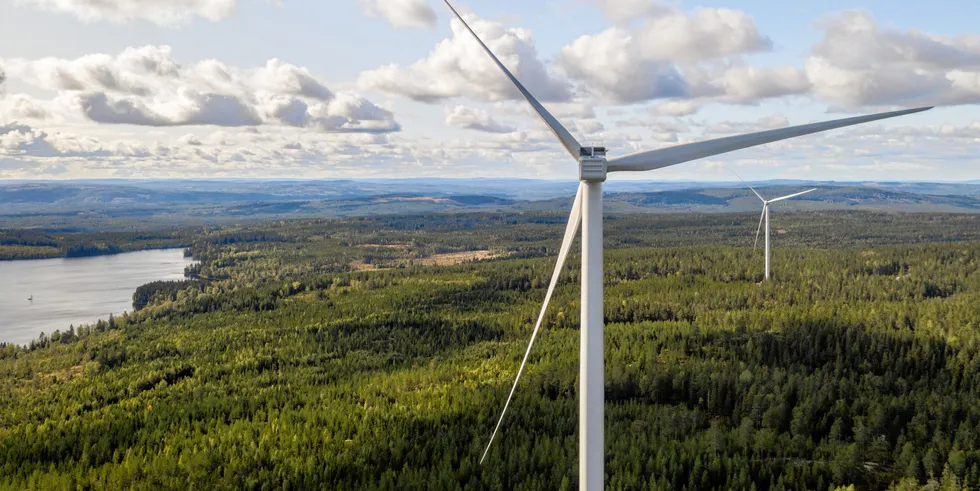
[750,186,817,280]
[728,170,817,280]
[441,1,932,488]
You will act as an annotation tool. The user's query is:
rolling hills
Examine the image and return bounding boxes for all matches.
[4,179,980,231]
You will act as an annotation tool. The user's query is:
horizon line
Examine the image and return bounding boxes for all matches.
[1,177,978,184]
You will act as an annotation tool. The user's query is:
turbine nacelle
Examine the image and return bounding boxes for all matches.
[579,147,607,182]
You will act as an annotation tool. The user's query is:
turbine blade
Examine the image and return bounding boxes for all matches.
[767,188,819,203]
[480,183,584,464]
[442,1,582,160]
[607,106,933,173]
[727,168,767,202]
[754,205,766,250]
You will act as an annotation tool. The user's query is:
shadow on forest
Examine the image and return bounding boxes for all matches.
[605,319,953,407]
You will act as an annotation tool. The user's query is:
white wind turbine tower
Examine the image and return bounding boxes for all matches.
[440,1,931,488]
[748,185,818,280]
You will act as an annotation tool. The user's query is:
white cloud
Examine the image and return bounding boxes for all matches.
[704,114,790,135]
[7,5,980,181]
[0,122,57,156]
[709,65,811,103]
[938,121,980,139]
[555,28,687,104]
[3,115,976,181]
[72,90,263,126]
[0,94,50,120]
[822,162,934,172]
[633,8,771,62]
[13,0,257,27]
[0,119,421,179]
[358,12,571,103]
[359,0,437,29]
[176,133,203,146]
[806,11,980,107]
[254,59,333,100]
[556,33,804,105]
[559,8,979,111]
[649,100,699,117]
[605,119,688,145]
[71,92,167,125]
[445,105,516,133]
[359,3,797,118]
[850,120,980,140]
[6,51,154,95]
[553,6,794,106]
[326,92,394,123]
[308,92,400,133]
[585,0,668,25]
[3,46,399,133]
[204,130,237,146]
[0,121,112,158]
[568,118,605,137]
[617,118,688,132]
[494,100,596,120]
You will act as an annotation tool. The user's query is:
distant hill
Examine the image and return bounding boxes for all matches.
[858,181,980,197]
[517,186,980,214]
[3,179,980,229]
[0,183,283,206]
[4,178,980,203]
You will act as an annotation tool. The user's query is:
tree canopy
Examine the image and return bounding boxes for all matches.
[1,211,979,490]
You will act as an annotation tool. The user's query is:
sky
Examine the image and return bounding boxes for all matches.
[0,0,979,182]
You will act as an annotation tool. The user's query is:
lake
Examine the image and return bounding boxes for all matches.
[0,249,195,346]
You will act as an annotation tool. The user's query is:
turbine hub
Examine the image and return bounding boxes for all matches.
[579,147,607,182]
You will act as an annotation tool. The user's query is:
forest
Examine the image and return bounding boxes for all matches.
[0,228,192,261]
[1,210,980,490]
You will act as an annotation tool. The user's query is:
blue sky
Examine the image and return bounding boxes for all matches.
[0,0,978,181]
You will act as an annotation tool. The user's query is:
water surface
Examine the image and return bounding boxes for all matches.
[0,249,194,346]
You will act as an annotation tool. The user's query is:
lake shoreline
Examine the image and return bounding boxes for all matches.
[0,249,197,346]
[0,244,192,262]
[0,227,192,261]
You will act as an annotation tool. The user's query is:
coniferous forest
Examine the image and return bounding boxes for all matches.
[2,210,980,490]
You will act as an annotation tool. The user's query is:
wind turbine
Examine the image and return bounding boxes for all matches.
[440,1,931,488]
[728,170,818,280]
[748,185,817,280]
